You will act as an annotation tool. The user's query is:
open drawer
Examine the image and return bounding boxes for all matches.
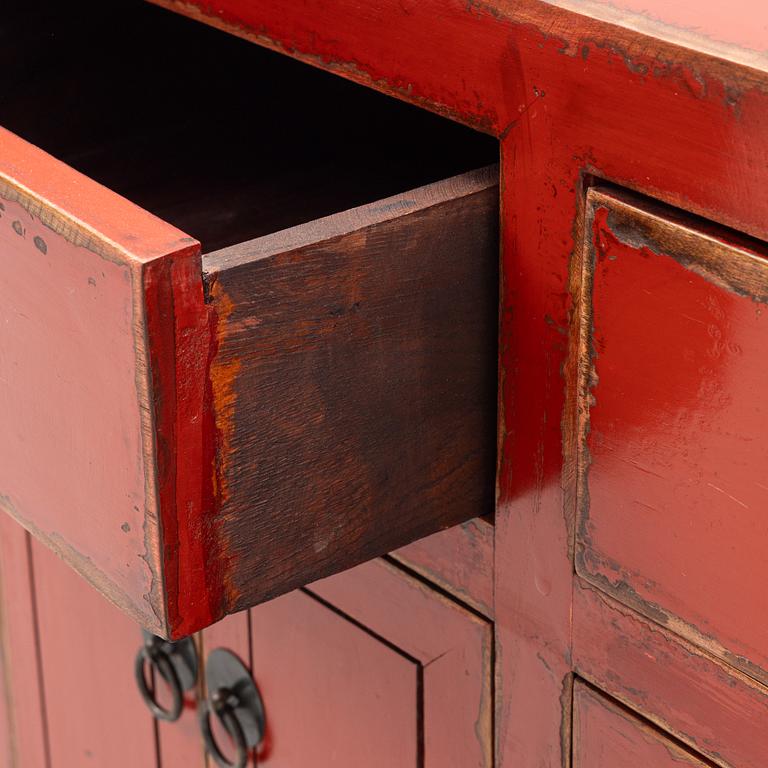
[0,1,498,638]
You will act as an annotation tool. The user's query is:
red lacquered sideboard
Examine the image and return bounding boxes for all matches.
[2,0,768,765]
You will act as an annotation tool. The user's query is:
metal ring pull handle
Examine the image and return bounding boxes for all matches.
[199,649,266,768]
[134,630,199,723]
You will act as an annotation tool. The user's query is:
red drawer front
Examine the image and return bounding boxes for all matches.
[576,186,768,682]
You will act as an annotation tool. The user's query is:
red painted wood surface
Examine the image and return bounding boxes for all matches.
[0,516,47,767]
[576,187,768,683]
[572,579,768,768]
[310,559,493,768]
[544,0,768,70]
[29,538,158,767]
[392,518,494,618]
[3,1,768,765]
[150,3,768,766]
[249,590,419,767]
[0,126,209,638]
[572,681,709,768]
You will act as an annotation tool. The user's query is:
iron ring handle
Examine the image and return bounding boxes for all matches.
[200,689,251,768]
[134,642,184,723]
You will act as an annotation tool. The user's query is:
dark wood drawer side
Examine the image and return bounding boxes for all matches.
[203,167,499,618]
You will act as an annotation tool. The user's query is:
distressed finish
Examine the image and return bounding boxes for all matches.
[575,187,768,684]
[3,0,768,765]
[203,169,498,617]
[0,125,497,639]
[392,517,494,617]
[572,681,710,768]
[573,579,768,768]
[0,128,209,639]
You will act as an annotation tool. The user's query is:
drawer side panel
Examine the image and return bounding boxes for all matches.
[205,169,499,619]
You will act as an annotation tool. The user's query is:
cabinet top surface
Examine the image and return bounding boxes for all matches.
[541,0,768,73]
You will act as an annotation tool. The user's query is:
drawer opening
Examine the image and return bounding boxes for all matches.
[0,0,499,633]
[3,0,498,253]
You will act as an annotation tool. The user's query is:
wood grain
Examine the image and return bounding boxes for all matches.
[1,1,498,639]
[204,167,498,617]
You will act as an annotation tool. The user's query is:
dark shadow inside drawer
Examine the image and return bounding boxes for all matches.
[0,0,498,631]
[2,0,497,251]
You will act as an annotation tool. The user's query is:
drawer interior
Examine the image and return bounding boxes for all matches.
[2,0,497,253]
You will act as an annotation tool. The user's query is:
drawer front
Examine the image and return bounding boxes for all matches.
[573,681,709,768]
[0,129,206,638]
[0,117,498,638]
[575,186,768,682]
[205,559,492,767]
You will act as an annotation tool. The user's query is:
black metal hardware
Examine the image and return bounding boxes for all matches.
[135,630,198,722]
[199,649,266,768]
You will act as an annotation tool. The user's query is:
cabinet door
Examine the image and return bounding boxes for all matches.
[28,539,160,768]
[252,589,419,767]
[211,559,493,768]
[575,185,768,682]
[0,515,46,767]
[573,681,709,767]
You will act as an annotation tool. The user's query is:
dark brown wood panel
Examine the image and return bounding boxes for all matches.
[0,516,48,768]
[204,167,499,616]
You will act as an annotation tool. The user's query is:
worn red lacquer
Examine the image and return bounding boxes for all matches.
[572,680,710,767]
[577,188,768,684]
[148,0,768,764]
[0,127,218,639]
[4,0,768,762]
